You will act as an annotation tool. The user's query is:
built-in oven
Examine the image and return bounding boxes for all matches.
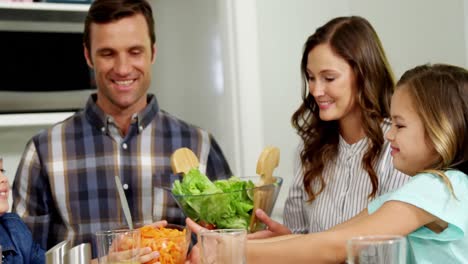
[0,2,94,114]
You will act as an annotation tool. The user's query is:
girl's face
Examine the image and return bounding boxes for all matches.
[0,159,9,215]
[306,44,360,124]
[386,87,440,176]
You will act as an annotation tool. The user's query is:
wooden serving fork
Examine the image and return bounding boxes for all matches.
[249,146,280,232]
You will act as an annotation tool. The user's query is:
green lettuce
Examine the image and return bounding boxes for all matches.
[172,168,255,229]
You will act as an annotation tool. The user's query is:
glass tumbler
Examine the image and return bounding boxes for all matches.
[347,235,407,264]
[198,229,247,264]
[95,228,141,264]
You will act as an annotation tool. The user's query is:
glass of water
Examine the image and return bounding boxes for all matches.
[347,235,407,264]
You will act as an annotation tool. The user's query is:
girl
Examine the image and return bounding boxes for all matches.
[0,157,45,263]
[187,63,468,263]
[253,15,409,238]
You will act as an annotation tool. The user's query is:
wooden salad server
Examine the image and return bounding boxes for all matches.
[171,147,200,175]
[249,146,280,232]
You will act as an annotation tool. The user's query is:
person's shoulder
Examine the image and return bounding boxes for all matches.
[158,109,209,134]
[414,170,467,182]
[445,169,468,178]
[31,111,84,141]
[1,212,21,221]
[1,213,28,228]
[445,169,468,188]
[410,170,468,194]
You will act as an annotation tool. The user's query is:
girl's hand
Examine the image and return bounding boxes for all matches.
[247,209,292,239]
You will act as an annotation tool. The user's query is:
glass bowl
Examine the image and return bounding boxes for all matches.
[138,223,191,264]
[169,176,283,233]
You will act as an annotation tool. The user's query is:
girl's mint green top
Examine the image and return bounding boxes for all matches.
[368,170,468,264]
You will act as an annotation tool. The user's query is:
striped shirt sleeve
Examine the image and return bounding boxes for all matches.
[12,138,57,249]
[283,151,309,234]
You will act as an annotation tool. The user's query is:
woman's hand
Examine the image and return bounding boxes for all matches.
[247,209,292,239]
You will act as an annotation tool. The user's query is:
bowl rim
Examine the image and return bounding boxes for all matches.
[139,223,191,239]
[168,176,283,198]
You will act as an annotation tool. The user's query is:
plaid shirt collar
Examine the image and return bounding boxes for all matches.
[84,93,160,134]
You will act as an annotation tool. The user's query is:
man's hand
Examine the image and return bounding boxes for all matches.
[247,209,292,239]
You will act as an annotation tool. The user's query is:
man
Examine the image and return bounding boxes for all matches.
[12,0,231,257]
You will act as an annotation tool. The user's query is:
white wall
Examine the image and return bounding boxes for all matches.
[150,0,249,175]
[350,0,467,78]
[465,0,468,66]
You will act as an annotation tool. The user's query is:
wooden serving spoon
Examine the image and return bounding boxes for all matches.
[171,147,200,175]
[249,146,280,232]
[171,148,220,229]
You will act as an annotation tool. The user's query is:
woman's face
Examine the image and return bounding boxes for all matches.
[306,44,360,124]
[0,159,10,215]
[385,87,440,176]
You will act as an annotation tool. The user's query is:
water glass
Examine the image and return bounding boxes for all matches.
[95,229,141,264]
[347,235,407,264]
[198,229,246,264]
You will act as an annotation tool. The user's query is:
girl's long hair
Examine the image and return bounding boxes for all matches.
[396,64,468,193]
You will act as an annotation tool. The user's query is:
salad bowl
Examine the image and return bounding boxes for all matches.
[169,170,283,233]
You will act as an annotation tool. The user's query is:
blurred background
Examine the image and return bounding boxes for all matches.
[1,0,467,222]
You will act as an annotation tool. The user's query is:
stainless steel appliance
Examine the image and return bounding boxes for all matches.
[0,3,93,114]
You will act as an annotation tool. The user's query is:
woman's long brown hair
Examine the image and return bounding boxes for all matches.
[291,16,395,202]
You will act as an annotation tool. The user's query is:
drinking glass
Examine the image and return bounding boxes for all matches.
[198,229,247,264]
[95,229,141,264]
[347,235,407,264]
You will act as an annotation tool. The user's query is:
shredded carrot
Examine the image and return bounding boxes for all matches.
[139,226,189,264]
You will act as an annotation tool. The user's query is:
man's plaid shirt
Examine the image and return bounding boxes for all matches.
[12,94,231,255]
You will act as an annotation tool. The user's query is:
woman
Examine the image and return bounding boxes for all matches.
[253,16,409,238]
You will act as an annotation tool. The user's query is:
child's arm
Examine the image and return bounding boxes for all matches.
[246,200,436,264]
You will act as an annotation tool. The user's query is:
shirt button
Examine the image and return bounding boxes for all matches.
[123,183,129,190]
[101,127,106,132]
[138,125,143,132]
[122,143,128,150]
